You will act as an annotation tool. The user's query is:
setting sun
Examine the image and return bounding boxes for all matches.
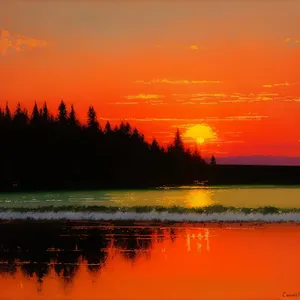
[184,124,217,145]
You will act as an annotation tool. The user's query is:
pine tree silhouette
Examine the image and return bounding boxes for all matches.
[13,103,28,126]
[104,121,112,134]
[0,108,4,119]
[87,106,99,131]
[58,100,67,123]
[42,102,49,122]
[172,129,184,153]
[31,102,40,124]
[5,102,11,121]
[150,138,160,153]
[210,155,216,165]
[68,104,79,127]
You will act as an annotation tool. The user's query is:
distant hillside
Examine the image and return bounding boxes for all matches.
[207,164,300,185]
[213,156,300,166]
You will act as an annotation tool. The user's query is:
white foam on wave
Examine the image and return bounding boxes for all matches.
[0,211,300,222]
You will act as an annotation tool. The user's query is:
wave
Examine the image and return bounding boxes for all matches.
[1,205,300,214]
[0,205,300,222]
[0,211,300,222]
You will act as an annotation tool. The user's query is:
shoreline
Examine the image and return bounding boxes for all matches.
[1,183,300,193]
[1,219,300,226]
[1,216,300,224]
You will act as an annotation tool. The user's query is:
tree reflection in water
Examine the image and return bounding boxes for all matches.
[1,222,299,300]
[0,222,202,286]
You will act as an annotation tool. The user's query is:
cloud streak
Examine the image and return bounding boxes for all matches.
[125,94,165,100]
[0,29,47,56]
[263,82,291,88]
[284,37,300,47]
[172,92,281,104]
[189,45,199,50]
[98,114,268,123]
[133,79,221,85]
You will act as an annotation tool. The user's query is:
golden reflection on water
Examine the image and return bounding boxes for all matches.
[185,189,214,207]
[2,187,300,209]
[0,223,300,300]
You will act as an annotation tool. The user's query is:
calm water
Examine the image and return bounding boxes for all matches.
[1,187,300,299]
[0,222,299,300]
[1,186,300,209]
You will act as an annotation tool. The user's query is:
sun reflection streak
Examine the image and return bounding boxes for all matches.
[186,229,211,253]
[185,189,214,208]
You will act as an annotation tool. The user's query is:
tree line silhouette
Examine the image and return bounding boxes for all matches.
[0,101,212,190]
[1,101,298,189]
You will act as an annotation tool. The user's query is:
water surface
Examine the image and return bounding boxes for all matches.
[0,222,299,300]
[1,186,300,209]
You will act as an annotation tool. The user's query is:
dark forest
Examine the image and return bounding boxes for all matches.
[0,101,211,190]
[0,101,299,191]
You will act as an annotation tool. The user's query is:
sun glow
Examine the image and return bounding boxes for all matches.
[184,124,217,144]
[185,189,214,207]
[196,137,205,144]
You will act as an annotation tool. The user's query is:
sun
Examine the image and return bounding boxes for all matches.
[196,137,205,144]
[184,124,217,144]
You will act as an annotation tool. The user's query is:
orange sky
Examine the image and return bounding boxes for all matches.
[0,1,300,158]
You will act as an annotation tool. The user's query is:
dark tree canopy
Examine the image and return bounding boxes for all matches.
[0,102,212,190]
[0,101,298,188]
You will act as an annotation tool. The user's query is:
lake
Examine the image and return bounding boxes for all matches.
[0,187,300,299]
[1,186,300,209]
[0,222,299,300]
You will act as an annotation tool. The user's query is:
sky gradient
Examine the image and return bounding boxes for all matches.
[0,0,299,159]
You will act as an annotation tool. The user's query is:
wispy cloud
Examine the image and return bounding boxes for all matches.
[172,92,280,104]
[225,115,268,121]
[121,92,281,107]
[173,93,226,99]
[0,29,47,56]
[99,114,268,123]
[263,82,290,88]
[133,79,221,85]
[181,102,197,105]
[189,45,199,50]
[125,94,165,100]
[262,82,300,88]
[282,98,300,103]
[284,37,292,43]
[199,102,218,105]
[110,102,139,105]
[284,37,300,47]
[255,96,273,102]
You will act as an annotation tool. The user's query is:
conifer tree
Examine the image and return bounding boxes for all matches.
[210,155,216,165]
[5,102,11,121]
[58,100,67,123]
[42,102,49,121]
[68,104,78,127]
[87,106,99,131]
[31,102,40,124]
